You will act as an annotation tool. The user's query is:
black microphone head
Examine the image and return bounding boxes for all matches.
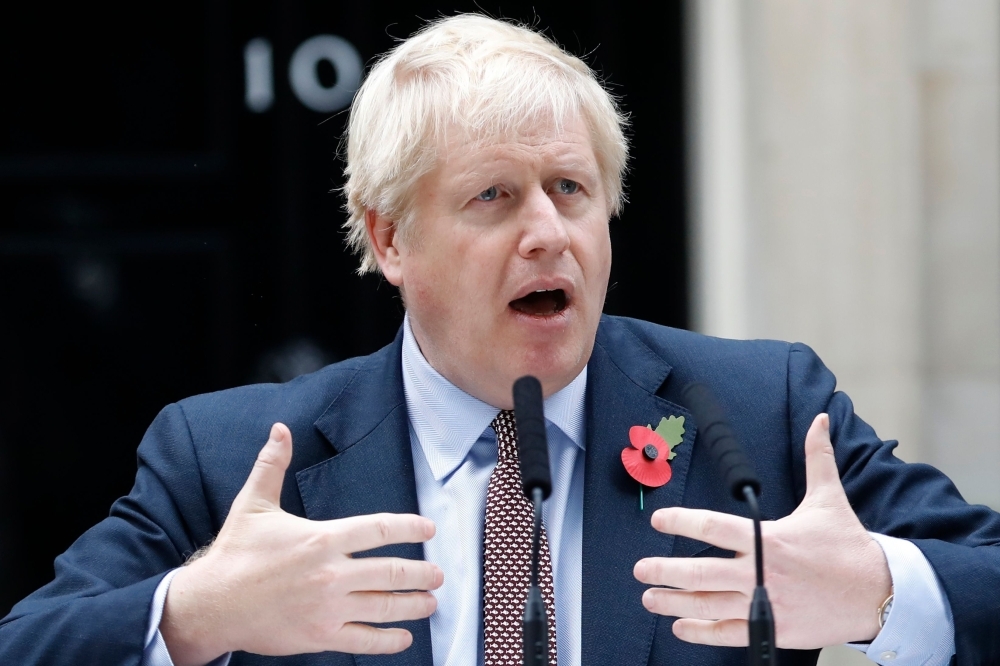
[512,375,552,500]
[681,382,761,501]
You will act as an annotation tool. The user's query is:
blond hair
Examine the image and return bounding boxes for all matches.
[342,14,629,273]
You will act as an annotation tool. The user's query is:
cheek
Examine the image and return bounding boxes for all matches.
[403,236,498,324]
[597,230,612,274]
[405,262,452,317]
[577,223,613,286]
[442,228,513,295]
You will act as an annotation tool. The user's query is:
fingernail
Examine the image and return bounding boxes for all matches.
[821,413,830,431]
[642,589,655,610]
[269,423,282,442]
[634,560,647,579]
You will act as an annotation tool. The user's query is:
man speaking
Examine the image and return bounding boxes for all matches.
[2,14,999,666]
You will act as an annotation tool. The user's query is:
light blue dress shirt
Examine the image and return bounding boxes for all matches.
[402,316,587,666]
[142,315,956,666]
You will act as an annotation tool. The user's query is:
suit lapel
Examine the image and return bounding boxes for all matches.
[297,332,433,666]
[293,317,702,666]
[581,317,697,666]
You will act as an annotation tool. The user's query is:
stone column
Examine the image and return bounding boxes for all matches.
[688,4,1000,659]
[688,0,1000,499]
[918,0,1000,510]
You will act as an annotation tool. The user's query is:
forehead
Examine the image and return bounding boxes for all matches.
[434,113,599,175]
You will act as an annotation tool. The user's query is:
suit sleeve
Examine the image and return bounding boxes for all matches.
[0,403,215,666]
[786,342,1000,666]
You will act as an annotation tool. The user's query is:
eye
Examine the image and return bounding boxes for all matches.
[556,179,580,195]
[475,186,499,201]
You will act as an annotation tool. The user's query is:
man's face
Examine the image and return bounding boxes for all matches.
[372,114,612,408]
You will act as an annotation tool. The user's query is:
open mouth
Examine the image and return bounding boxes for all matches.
[509,289,569,316]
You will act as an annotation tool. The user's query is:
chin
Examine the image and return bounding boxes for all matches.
[508,338,588,392]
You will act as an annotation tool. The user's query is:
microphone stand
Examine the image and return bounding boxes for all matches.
[512,375,551,666]
[523,486,548,666]
[681,382,777,666]
[742,485,776,666]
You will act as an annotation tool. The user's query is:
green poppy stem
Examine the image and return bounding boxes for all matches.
[640,483,644,511]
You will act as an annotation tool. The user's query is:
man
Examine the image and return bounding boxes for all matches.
[2,14,999,666]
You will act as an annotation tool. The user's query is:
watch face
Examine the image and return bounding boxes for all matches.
[880,596,894,627]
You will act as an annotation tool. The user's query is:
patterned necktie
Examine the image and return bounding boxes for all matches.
[483,409,558,665]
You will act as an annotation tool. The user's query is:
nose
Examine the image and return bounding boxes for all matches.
[517,186,571,258]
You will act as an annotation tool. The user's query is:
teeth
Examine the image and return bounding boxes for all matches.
[535,289,547,293]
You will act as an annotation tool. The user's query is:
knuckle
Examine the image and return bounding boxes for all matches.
[378,593,396,621]
[691,560,706,589]
[388,559,405,587]
[695,593,714,619]
[760,526,781,553]
[698,513,719,539]
[306,621,328,645]
[255,445,281,468]
[322,564,346,590]
[374,514,394,542]
[353,627,378,653]
[417,562,436,588]
[305,530,335,555]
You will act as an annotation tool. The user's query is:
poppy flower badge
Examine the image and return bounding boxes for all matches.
[621,416,685,509]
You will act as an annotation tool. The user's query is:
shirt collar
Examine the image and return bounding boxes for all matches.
[401,314,587,482]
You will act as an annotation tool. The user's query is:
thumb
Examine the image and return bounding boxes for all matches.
[238,423,293,509]
[803,413,844,500]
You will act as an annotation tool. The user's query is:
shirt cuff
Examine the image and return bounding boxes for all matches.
[844,533,955,666]
[142,568,232,666]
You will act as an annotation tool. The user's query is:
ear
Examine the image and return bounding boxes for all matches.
[365,209,404,287]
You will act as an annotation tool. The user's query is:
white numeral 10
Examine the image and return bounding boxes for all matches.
[244,35,363,114]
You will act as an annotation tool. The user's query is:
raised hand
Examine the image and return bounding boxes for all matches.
[160,423,443,666]
[634,413,892,649]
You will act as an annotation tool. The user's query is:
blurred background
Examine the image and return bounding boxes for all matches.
[1,1,997,664]
[688,3,1000,662]
[0,0,688,615]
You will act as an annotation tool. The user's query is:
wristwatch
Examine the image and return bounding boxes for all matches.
[878,590,895,629]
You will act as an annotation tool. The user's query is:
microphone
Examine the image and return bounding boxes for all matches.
[680,383,761,500]
[681,382,776,666]
[512,375,551,666]
[513,375,552,500]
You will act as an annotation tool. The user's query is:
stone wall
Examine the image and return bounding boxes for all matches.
[688,0,1000,503]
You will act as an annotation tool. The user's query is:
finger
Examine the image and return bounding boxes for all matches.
[803,413,842,498]
[641,588,749,620]
[346,591,438,623]
[345,557,444,592]
[333,624,413,654]
[650,508,753,552]
[633,556,750,592]
[672,618,749,647]
[330,513,436,554]
[237,423,293,507]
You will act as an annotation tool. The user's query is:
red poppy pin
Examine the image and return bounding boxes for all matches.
[621,416,685,509]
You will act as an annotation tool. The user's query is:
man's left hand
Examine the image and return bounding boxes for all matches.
[633,413,892,649]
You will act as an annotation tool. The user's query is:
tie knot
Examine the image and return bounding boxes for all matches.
[490,409,519,461]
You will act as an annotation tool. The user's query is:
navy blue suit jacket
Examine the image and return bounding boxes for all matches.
[3,316,999,665]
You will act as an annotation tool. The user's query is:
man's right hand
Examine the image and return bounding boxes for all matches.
[160,423,442,666]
